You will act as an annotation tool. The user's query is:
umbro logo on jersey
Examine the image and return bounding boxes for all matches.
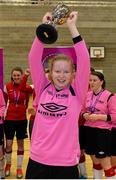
[41,103,67,112]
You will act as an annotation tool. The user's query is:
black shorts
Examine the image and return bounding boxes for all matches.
[79,125,86,150]
[111,128,116,156]
[4,120,28,140]
[84,126,111,158]
[25,158,79,179]
[0,124,4,145]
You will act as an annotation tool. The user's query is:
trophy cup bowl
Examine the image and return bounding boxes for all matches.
[36,3,70,44]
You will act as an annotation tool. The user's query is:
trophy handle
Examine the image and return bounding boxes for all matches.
[36,24,58,44]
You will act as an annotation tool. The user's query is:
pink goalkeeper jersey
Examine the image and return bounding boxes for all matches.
[0,89,6,124]
[29,37,90,166]
[84,90,116,130]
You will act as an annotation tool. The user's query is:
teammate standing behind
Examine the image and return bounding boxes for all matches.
[4,67,33,179]
[82,71,116,179]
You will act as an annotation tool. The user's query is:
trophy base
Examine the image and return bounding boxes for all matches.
[36,24,58,44]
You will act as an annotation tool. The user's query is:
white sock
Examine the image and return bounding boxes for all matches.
[5,152,12,164]
[79,162,87,177]
[93,168,103,179]
[17,155,23,169]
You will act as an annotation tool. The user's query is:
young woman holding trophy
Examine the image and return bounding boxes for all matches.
[25,6,90,179]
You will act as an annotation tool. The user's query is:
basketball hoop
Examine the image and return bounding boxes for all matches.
[90,47,105,59]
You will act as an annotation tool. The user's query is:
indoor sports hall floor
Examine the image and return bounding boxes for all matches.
[7,137,94,179]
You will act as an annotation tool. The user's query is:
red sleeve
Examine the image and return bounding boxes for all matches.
[19,74,28,90]
[19,74,33,94]
[25,84,33,94]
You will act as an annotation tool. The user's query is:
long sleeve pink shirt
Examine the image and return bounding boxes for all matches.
[29,37,90,166]
[84,90,116,130]
[0,89,6,124]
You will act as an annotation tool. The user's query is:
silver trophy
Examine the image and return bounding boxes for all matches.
[36,3,70,44]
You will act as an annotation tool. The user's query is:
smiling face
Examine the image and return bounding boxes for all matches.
[48,54,75,90]
[89,74,103,93]
[11,70,23,84]
[51,60,74,90]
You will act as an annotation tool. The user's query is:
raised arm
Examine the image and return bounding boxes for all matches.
[67,11,90,104]
[29,13,53,100]
[29,37,45,100]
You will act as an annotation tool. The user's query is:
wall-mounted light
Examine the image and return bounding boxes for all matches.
[90,47,105,59]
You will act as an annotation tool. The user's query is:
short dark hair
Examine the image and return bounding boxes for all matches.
[91,71,105,89]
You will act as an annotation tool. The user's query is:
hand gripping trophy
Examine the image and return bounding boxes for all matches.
[36,3,70,44]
